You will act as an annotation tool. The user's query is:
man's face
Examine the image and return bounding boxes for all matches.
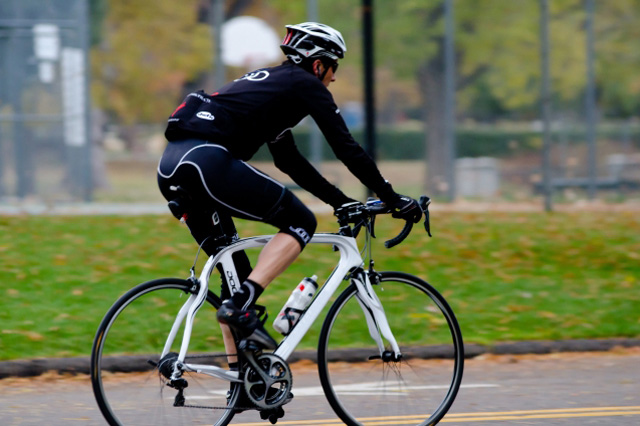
[315,60,337,87]
[322,65,336,87]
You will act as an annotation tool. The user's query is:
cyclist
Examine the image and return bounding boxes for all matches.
[157,22,422,350]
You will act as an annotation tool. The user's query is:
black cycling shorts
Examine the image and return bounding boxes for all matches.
[157,139,317,250]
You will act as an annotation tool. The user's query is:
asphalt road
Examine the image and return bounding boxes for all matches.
[1,349,639,425]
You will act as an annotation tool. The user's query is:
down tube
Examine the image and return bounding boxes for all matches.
[275,233,363,361]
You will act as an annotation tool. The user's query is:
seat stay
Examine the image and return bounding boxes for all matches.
[161,254,219,365]
[160,291,198,361]
[175,254,222,364]
[162,238,268,367]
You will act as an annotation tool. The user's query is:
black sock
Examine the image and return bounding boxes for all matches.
[230,279,263,311]
[228,362,239,371]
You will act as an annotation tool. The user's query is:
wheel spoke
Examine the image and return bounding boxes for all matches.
[91,279,236,426]
[318,272,464,425]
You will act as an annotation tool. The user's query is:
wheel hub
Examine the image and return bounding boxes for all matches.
[381,350,402,362]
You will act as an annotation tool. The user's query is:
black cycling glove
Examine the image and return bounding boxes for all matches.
[388,195,422,223]
[377,183,422,223]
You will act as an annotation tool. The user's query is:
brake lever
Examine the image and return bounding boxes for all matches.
[369,215,377,239]
[419,196,432,237]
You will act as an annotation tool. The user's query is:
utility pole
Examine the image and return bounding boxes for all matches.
[585,0,597,200]
[307,0,318,22]
[79,0,93,201]
[308,0,323,167]
[212,0,225,89]
[444,0,456,202]
[363,0,375,197]
[540,0,553,212]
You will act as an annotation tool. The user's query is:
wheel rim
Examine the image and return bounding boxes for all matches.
[318,273,464,426]
[91,280,236,426]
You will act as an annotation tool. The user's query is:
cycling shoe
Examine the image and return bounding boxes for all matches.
[217,300,277,349]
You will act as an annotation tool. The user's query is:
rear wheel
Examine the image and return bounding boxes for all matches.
[318,272,464,425]
[90,278,238,426]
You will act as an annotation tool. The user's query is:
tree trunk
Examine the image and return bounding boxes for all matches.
[119,124,139,154]
[418,54,450,197]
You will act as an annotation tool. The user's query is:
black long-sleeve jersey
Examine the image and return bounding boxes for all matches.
[165,61,393,207]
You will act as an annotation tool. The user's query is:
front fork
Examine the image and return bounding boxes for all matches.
[352,267,402,361]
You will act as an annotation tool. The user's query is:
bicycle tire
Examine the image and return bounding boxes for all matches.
[317,271,464,426]
[90,278,240,426]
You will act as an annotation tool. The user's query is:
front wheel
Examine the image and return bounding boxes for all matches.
[90,278,238,426]
[318,272,464,426]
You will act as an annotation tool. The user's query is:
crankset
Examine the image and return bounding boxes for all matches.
[242,351,293,411]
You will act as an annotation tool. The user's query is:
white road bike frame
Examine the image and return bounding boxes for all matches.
[160,232,401,383]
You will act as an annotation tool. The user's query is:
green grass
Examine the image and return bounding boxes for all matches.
[1,211,639,361]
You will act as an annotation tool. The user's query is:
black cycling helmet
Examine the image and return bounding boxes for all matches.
[280,22,347,65]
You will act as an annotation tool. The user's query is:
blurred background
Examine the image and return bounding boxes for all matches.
[1,0,640,211]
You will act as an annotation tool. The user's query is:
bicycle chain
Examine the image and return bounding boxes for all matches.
[162,353,290,413]
[179,404,256,411]
[167,354,256,412]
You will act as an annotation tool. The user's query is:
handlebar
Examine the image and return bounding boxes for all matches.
[334,196,432,248]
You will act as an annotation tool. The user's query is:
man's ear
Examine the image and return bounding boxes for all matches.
[313,60,322,78]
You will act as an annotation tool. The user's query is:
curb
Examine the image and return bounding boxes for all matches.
[1,338,639,379]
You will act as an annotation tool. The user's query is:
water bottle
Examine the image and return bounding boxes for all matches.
[273,275,318,335]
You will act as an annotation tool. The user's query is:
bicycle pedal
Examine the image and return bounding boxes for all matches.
[260,406,285,424]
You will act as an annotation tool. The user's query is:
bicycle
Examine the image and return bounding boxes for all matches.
[90,195,464,426]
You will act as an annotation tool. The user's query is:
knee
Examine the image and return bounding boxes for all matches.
[284,207,317,248]
[268,191,317,250]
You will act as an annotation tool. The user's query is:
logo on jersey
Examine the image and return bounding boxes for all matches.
[187,92,211,103]
[234,70,270,82]
[196,111,215,121]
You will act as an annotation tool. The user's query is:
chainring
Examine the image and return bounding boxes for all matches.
[243,353,292,410]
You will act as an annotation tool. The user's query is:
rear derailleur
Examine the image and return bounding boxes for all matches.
[156,352,188,407]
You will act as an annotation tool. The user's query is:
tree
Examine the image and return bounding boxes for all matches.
[284,0,640,196]
[89,0,107,46]
[590,0,640,117]
[91,0,271,150]
[91,0,212,149]
[396,0,640,194]
[377,0,564,196]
